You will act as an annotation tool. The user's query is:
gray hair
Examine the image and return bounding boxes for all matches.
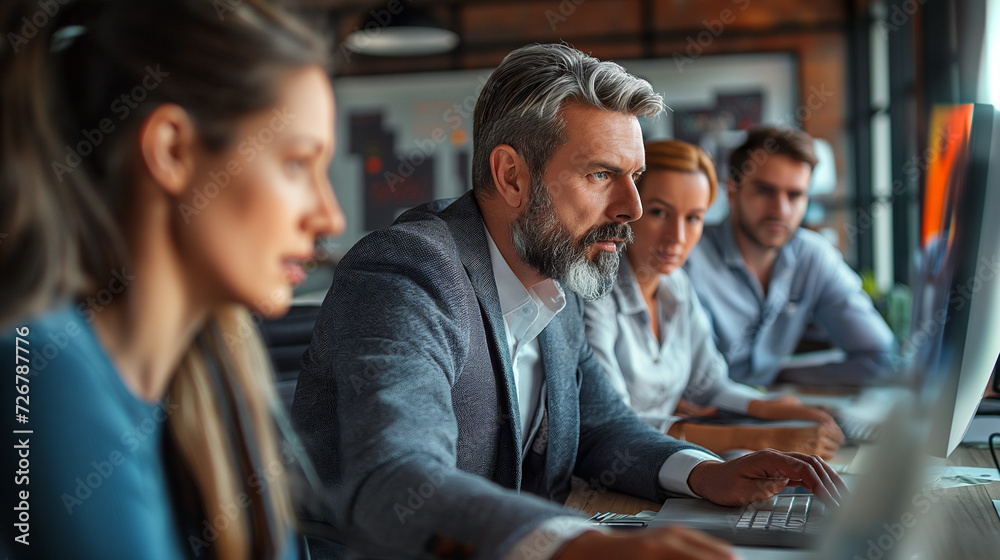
[471,43,663,196]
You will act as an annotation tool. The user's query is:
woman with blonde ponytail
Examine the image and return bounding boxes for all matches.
[0,1,344,558]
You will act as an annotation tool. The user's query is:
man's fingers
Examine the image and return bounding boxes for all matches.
[797,454,839,504]
[813,453,849,495]
[781,452,843,505]
[748,450,836,504]
[754,478,790,501]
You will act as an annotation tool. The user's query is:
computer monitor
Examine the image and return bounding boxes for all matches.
[993,357,999,393]
[907,103,1000,457]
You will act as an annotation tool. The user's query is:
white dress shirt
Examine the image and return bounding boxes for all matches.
[487,230,566,442]
[484,229,720,560]
[584,259,764,433]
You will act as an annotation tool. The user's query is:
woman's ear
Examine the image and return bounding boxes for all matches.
[489,144,531,210]
[138,104,198,196]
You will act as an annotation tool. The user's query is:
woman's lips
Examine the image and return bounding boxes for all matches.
[283,260,307,286]
[656,251,683,264]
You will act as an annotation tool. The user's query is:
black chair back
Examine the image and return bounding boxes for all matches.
[259,305,322,411]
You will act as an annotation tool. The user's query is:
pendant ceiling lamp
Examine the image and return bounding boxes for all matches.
[344,1,459,57]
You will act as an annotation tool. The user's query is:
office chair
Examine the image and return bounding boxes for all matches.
[259,304,322,411]
[259,304,351,559]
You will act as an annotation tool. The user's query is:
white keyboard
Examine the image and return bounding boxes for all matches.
[736,495,819,532]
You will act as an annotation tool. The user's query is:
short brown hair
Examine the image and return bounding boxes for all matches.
[728,126,817,185]
[640,139,719,205]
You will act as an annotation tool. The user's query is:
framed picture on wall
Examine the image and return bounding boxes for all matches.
[330,53,797,248]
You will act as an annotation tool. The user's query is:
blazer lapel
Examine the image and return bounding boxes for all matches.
[536,318,576,498]
[441,193,524,484]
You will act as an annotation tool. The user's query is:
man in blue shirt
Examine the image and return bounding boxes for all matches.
[685,127,896,387]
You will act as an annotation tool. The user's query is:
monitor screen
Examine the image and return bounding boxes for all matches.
[908,103,1000,457]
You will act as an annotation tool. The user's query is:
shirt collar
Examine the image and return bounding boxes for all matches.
[484,226,566,341]
[718,214,748,268]
[616,255,681,317]
[615,257,648,315]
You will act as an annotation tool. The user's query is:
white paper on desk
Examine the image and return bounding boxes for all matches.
[930,466,1000,480]
[962,415,1000,444]
[927,465,1000,489]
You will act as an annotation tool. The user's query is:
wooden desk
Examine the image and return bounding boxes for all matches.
[564,445,1000,559]
[921,446,1000,559]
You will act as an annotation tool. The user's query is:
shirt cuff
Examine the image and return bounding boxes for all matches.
[657,449,723,497]
[635,412,680,434]
[709,384,765,415]
[503,517,609,560]
[658,415,680,434]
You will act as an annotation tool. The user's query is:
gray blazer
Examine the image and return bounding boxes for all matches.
[291,192,702,560]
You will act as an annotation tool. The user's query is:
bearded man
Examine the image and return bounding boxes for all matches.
[292,44,843,560]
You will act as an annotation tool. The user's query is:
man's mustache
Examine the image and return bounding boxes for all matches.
[582,222,634,248]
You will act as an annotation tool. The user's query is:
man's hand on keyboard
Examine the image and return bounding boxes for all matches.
[686,449,847,507]
[554,526,739,560]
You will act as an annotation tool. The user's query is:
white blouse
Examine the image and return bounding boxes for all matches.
[584,259,763,433]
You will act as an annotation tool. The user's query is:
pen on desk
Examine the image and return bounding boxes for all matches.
[601,520,647,528]
[587,512,650,527]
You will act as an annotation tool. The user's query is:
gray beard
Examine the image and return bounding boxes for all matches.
[509,177,632,301]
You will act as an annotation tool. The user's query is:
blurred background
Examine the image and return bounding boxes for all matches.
[286,0,999,328]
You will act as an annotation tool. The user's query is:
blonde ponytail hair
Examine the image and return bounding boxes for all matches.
[171,307,294,559]
[1,1,328,558]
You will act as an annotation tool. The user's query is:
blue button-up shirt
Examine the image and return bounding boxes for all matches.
[684,216,896,386]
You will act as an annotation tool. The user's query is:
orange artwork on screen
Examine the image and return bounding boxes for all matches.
[921,104,974,249]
